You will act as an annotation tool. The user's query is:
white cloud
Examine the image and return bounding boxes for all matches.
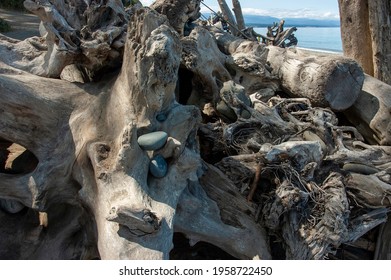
[142,1,339,20]
[139,0,154,6]
[241,7,339,20]
[201,6,339,20]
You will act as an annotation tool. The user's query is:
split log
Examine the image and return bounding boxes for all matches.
[266,47,365,111]
[345,74,391,145]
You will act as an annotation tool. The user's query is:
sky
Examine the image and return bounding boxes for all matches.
[139,0,340,20]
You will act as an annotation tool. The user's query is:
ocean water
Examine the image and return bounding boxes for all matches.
[254,27,343,53]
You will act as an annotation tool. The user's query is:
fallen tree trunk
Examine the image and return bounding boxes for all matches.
[266,47,365,111]
[345,74,391,145]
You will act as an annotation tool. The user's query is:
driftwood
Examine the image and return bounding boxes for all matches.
[217,0,238,36]
[151,0,201,35]
[345,74,391,145]
[339,0,391,85]
[0,0,390,260]
[338,0,374,76]
[266,47,365,111]
[232,0,245,31]
[262,20,298,48]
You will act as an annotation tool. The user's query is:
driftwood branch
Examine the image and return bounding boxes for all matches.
[232,0,245,31]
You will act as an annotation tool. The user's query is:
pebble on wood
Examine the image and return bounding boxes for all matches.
[149,155,168,178]
[137,131,168,150]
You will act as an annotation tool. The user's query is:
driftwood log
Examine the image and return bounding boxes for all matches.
[0,0,390,260]
[345,74,391,145]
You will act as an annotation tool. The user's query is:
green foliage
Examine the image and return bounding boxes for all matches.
[0,0,25,10]
[0,18,11,32]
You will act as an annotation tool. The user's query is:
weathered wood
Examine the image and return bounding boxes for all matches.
[345,74,391,145]
[175,163,271,260]
[346,173,391,208]
[368,0,391,85]
[266,46,365,111]
[0,0,130,79]
[338,0,374,75]
[375,214,391,259]
[151,0,201,35]
[279,173,350,260]
[232,0,245,31]
[338,0,391,85]
[217,0,238,36]
[0,0,390,261]
[0,1,276,260]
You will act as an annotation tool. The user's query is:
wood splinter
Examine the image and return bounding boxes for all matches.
[247,162,263,202]
[39,212,48,228]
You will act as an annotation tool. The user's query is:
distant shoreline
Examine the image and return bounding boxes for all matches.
[296,47,343,55]
[248,24,341,28]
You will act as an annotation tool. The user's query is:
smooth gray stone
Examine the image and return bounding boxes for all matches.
[237,90,252,107]
[137,131,168,150]
[149,155,168,178]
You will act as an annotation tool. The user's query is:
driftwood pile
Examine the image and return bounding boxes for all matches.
[0,0,390,260]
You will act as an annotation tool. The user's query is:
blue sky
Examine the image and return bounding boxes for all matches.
[139,0,340,20]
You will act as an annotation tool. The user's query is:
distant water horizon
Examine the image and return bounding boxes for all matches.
[254,27,343,53]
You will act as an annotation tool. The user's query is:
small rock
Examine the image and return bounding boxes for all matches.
[156,113,167,122]
[303,131,328,154]
[149,155,168,178]
[241,109,251,119]
[221,80,251,107]
[137,131,168,150]
[216,100,237,121]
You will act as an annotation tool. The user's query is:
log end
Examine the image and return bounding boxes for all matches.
[323,58,365,111]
